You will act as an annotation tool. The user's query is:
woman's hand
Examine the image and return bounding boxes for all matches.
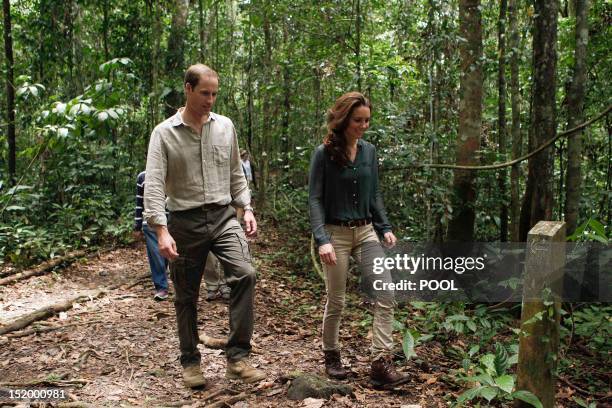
[383,231,397,248]
[319,243,337,265]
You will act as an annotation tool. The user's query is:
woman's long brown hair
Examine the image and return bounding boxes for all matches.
[323,92,371,167]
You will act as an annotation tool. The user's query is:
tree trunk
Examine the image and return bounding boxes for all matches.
[148,0,162,131]
[497,0,509,241]
[102,0,110,62]
[355,0,362,92]
[605,117,611,227]
[164,0,190,118]
[519,0,558,241]
[3,0,15,186]
[198,0,208,62]
[257,4,273,212]
[447,0,483,242]
[509,0,522,242]
[564,0,590,235]
[246,33,254,152]
[282,64,291,167]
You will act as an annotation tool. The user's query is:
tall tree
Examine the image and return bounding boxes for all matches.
[519,0,558,241]
[101,0,110,62]
[564,0,590,235]
[3,0,15,185]
[508,0,522,241]
[497,0,509,241]
[355,0,362,91]
[148,0,162,130]
[257,2,274,212]
[198,0,208,62]
[447,0,483,242]
[164,0,190,118]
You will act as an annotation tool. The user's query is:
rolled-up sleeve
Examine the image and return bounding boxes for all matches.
[308,147,330,247]
[143,129,168,227]
[370,147,392,236]
[229,123,251,208]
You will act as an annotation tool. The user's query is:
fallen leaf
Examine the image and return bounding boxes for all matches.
[302,398,325,408]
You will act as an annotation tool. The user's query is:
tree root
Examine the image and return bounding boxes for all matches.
[559,375,610,399]
[6,318,105,338]
[0,379,89,387]
[206,391,250,408]
[58,403,95,408]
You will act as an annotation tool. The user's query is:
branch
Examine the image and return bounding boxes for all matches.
[0,289,106,336]
[310,235,324,281]
[384,104,611,171]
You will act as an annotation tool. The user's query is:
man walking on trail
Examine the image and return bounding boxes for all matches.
[143,64,264,388]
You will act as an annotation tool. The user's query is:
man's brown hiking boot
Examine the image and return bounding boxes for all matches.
[183,364,207,388]
[324,350,349,380]
[226,360,266,383]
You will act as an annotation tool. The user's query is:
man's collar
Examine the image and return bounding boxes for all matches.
[171,108,217,127]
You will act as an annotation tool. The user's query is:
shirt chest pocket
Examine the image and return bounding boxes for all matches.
[212,145,230,166]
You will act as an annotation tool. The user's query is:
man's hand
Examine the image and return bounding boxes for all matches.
[383,231,397,248]
[243,210,257,238]
[319,243,337,265]
[154,225,179,260]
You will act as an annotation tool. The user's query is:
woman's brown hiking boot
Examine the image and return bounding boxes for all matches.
[324,350,349,380]
[370,355,410,388]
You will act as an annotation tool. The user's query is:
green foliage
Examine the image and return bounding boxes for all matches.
[0,59,140,265]
[564,304,612,353]
[567,218,609,243]
[572,396,598,408]
[454,343,542,408]
[398,324,434,361]
[410,302,513,342]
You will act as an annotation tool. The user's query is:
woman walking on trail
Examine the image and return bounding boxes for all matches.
[308,92,409,387]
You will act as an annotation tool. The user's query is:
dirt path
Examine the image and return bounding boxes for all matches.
[0,230,448,407]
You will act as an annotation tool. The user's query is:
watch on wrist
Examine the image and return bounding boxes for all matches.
[244,205,254,212]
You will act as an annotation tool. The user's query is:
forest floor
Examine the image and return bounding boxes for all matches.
[0,223,607,407]
[0,224,450,408]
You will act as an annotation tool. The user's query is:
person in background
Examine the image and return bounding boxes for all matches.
[240,149,256,188]
[133,171,169,301]
[308,92,409,387]
[203,253,231,301]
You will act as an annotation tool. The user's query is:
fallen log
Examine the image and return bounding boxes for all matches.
[0,289,106,336]
[0,250,88,285]
[0,272,149,336]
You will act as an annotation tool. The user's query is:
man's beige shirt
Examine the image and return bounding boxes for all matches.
[143,109,250,227]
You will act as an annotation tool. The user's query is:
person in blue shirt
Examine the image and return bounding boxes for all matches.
[134,171,169,300]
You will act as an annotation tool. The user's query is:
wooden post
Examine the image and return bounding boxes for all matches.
[515,221,566,408]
